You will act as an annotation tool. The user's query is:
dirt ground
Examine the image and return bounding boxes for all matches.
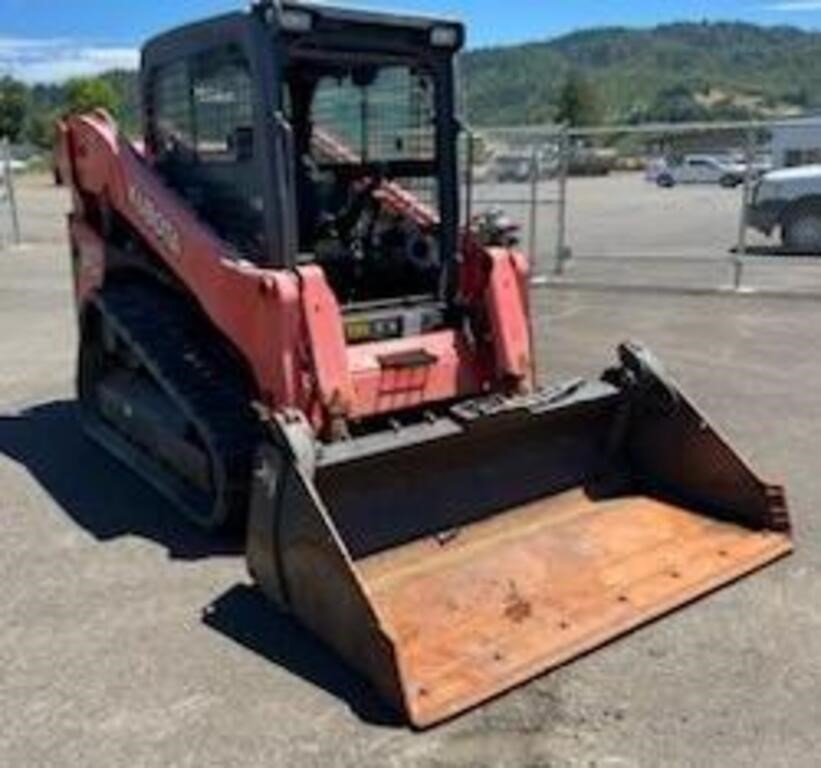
[1,174,820,768]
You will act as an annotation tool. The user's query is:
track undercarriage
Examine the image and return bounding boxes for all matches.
[78,281,260,530]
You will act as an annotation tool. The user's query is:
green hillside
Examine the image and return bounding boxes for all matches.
[463,22,821,126]
[5,21,821,148]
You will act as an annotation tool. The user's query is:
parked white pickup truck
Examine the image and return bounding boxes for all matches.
[748,165,821,251]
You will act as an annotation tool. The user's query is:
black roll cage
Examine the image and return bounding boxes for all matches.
[141,3,464,274]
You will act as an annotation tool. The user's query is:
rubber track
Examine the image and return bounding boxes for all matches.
[94,279,261,528]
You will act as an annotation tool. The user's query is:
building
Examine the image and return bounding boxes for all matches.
[770,116,821,168]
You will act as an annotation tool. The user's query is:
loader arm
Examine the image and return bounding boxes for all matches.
[62,110,306,408]
[61,110,533,431]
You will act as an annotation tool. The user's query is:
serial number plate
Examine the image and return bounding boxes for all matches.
[345,317,403,343]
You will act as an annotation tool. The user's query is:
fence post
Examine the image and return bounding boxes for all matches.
[554,125,570,275]
[0,137,8,249]
[528,144,540,274]
[2,138,21,247]
[464,129,474,231]
[733,125,756,291]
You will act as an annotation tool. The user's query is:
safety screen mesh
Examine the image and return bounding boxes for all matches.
[311,66,437,165]
[191,46,254,161]
[152,61,194,156]
[389,177,439,214]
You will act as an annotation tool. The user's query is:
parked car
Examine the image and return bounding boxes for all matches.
[568,146,616,177]
[656,154,747,188]
[645,157,668,183]
[748,164,821,252]
[492,152,534,183]
[730,152,773,177]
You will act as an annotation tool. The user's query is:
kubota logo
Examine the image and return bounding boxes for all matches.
[128,184,182,258]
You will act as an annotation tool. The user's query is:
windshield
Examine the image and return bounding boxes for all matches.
[284,58,441,219]
[310,65,436,166]
[282,57,447,305]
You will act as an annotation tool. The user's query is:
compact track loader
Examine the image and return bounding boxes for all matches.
[57,1,793,728]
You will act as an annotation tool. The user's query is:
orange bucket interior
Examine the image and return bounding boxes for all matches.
[356,488,791,726]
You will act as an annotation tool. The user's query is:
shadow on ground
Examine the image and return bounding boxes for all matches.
[732,244,821,258]
[0,399,242,560]
[203,583,401,728]
[1,400,402,723]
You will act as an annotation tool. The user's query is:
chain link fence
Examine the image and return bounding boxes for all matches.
[461,125,565,277]
[4,120,821,294]
[0,138,22,251]
[463,117,821,295]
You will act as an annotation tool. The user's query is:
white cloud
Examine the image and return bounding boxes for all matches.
[0,37,138,83]
[765,1,821,10]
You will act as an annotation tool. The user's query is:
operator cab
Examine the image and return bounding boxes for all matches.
[141,2,464,330]
[286,58,443,304]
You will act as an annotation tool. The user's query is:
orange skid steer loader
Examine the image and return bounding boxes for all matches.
[57,1,793,728]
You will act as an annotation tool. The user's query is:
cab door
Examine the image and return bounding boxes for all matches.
[142,13,293,266]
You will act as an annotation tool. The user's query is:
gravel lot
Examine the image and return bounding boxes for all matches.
[2,174,820,768]
[476,173,821,293]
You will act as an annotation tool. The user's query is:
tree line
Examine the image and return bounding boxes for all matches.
[463,21,821,127]
[0,66,602,150]
[0,73,136,147]
[4,19,820,147]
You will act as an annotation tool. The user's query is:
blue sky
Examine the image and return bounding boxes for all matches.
[3,0,821,82]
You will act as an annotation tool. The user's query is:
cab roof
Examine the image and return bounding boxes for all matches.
[276,0,462,34]
[144,2,465,62]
